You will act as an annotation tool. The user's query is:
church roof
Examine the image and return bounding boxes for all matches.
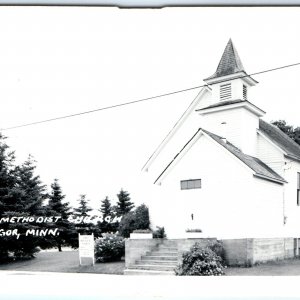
[259,119,300,162]
[204,39,247,81]
[154,127,286,185]
[203,130,287,184]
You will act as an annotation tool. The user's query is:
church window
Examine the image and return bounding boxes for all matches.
[180,179,201,190]
[220,83,231,101]
[297,173,300,206]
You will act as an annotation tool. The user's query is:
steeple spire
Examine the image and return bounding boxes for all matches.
[205,39,246,81]
[203,39,258,102]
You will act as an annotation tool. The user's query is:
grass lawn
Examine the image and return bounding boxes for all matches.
[0,250,125,275]
[225,257,300,276]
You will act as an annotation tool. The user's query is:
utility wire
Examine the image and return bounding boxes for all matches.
[1,61,300,131]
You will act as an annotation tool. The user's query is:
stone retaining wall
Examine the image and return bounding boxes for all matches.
[222,237,297,266]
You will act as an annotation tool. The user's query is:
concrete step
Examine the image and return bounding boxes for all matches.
[124,269,175,276]
[128,264,177,271]
[141,255,178,261]
[148,251,177,256]
[136,260,177,266]
[157,246,178,251]
[160,241,178,247]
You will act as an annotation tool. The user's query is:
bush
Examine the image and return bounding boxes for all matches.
[94,234,125,262]
[118,204,150,238]
[207,240,226,263]
[153,226,166,238]
[175,242,225,276]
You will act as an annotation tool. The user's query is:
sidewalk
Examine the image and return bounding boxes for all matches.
[0,271,300,300]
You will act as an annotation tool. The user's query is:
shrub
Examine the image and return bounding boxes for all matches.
[207,240,226,263]
[153,226,166,238]
[133,204,150,229]
[94,234,125,262]
[118,204,150,238]
[175,242,225,276]
[118,212,135,238]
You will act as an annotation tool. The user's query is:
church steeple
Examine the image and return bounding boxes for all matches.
[198,39,264,157]
[204,39,257,102]
[205,38,245,80]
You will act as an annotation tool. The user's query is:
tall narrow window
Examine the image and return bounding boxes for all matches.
[297,172,300,206]
[220,83,231,101]
[243,84,247,100]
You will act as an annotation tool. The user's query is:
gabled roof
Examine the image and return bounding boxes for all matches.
[204,39,245,80]
[203,130,287,184]
[259,119,300,162]
[142,86,211,172]
[154,127,286,185]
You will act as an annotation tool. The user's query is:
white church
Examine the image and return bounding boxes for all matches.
[141,39,300,240]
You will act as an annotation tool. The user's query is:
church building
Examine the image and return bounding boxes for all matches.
[142,39,300,241]
[124,39,300,273]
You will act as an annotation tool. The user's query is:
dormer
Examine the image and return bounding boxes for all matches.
[203,39,258,103]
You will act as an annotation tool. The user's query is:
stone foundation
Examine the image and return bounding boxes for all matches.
[125,237,300,269]
[222,237,298,266]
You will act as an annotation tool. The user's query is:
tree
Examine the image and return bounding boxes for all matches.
[272,120,300,145]
[100,196,112,219]
[0,134,18,261]
[97,196,115,234]
[46,179,76,251]
[74,194,93,216]
[118,204,150,238]
[73,194,94,235]
[116,189,134,216]
[4,155,48,259]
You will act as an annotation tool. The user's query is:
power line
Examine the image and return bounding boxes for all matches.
[2,61,300,131]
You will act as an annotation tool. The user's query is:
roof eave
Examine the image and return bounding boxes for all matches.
[284,154,300,163]
[196,100,265,117]
[204,71,258,86]
[253,173,287,185]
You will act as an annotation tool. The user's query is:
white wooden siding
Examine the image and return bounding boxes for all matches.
[256,133,285,176]
[146,134,284,239]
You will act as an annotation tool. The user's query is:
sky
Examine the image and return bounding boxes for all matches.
[0,7,300,210]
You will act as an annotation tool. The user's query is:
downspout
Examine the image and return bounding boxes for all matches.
[283,162,287,227]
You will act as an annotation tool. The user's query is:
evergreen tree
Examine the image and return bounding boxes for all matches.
[116,189,134,216]
[74,194,93,216]
[5,155,48,259]
[0,134,18,261]
[73,194,94,235]
[46,179,76,251]
[100,196,112,219]
[97,196,115,234]
[14,156,46,214]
